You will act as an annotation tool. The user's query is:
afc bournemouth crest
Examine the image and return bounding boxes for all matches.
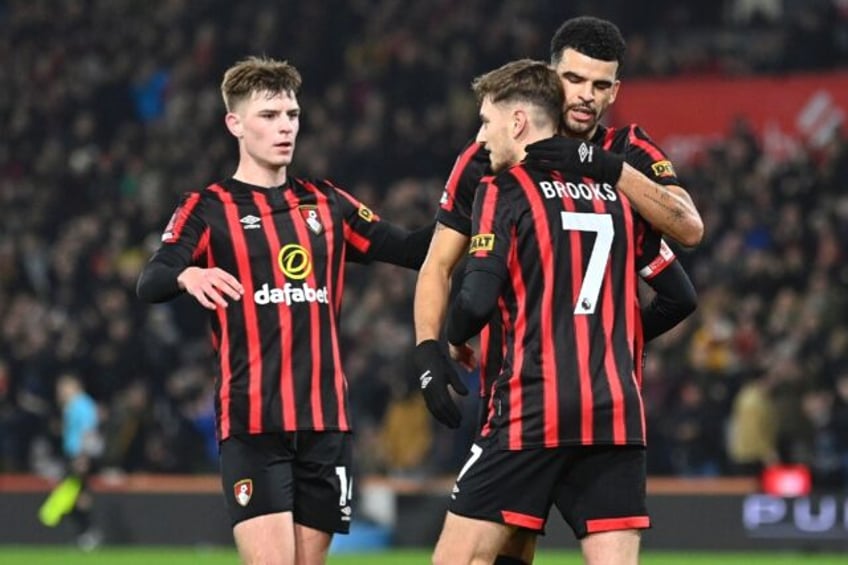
[299,205,324,235]
[234,479,253,507]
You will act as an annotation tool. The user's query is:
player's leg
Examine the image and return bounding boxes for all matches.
[234,512,296,564]
[440,435,559,565]
[580,529,641,565]
[475,393,537,565]
[70,455,103,549]
[292,431,354,565]
[220,433,297,565]
[494,529,537,564]
[555,445,650,565]
[433,511,514,565]
[293,523,332,565]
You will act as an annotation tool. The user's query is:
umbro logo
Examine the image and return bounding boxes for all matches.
[578,142,593,163]
[240,215,261,229]
[419,370,432,390]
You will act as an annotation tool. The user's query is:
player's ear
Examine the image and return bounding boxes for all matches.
[225,112,244,139]
[512,108,528,139]
[609,79,621,105]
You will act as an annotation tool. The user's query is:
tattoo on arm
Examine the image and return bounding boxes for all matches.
[646,184,686,225]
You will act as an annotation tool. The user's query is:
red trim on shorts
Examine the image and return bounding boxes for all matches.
[586,515,650,533]
[501,510,544,531]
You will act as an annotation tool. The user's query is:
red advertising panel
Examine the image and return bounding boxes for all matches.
[609,71,848,163]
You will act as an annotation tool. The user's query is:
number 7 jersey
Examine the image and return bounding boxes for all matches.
[465,137,676,450]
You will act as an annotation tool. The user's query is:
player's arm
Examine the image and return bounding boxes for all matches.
[640,260,697,341]
[637,234,697,341]
[618,125,702,247]
[411,223,473,429]
[138,250,243,310]
[617,165,702,248]
[411,142,490,428]
[415,140,490,342]
[331,183,434,270]
[413,223,469,343]
[136,246,193,304]
[445,269,504,346]
[356,142,487,269]
[363,220,435,269]
[137,194,243,309]
[445,177,511,346]
[525,134,704,247]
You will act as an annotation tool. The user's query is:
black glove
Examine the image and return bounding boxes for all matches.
[525,136,624,185]
[413,340,469,429]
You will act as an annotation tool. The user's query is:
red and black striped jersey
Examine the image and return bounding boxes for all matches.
[435,124,681,406]
[151,177,392,440]
[437,124,680,238]
[466,137,676,450]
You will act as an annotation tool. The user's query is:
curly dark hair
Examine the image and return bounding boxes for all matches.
[549,16,626,75]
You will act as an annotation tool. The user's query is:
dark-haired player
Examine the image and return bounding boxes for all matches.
[431,58,695,565]
[415,16,702,565]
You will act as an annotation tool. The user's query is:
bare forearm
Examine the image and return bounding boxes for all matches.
[413,223,469,344]
[618,164,704,247]
[414,264,452,343]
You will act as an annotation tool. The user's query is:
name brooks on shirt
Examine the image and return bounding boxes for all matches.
[539,180,617,202]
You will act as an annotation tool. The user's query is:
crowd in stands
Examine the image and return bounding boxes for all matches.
[1,0,847,490]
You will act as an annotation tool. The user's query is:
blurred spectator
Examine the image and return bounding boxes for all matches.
[0,359,25,471]
[664,380,724,477]
[379,377,433,477]
[790,385,843,489]
[727,368,779,476]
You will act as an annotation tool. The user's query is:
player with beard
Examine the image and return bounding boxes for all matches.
[414,16,702,565]
[431,58,696,565]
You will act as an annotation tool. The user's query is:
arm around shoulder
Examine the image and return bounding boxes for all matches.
[617,164,704,247]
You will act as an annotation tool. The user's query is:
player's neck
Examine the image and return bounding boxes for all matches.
[518,127,558,160]
[232,159,288,189]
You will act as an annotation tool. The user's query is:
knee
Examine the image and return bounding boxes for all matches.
[431,546,451,565]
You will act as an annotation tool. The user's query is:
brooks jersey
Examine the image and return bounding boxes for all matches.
[466,138,676,450]
[436,125,680,408]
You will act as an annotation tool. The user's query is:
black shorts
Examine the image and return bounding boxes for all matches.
[448,434,650,539]
[219,431,353,534]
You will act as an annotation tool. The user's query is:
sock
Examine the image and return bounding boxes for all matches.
[38,477,82,527]
[69,506,92,534]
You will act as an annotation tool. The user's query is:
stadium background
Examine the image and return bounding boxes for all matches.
[2,0,848,560]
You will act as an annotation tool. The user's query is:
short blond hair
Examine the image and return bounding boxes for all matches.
[221,56,302,112]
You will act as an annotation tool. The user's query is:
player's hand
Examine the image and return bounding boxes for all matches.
[526,136,624,185]
[449,343,477,371]
[178,266,244,310]
[413,340,468,429]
